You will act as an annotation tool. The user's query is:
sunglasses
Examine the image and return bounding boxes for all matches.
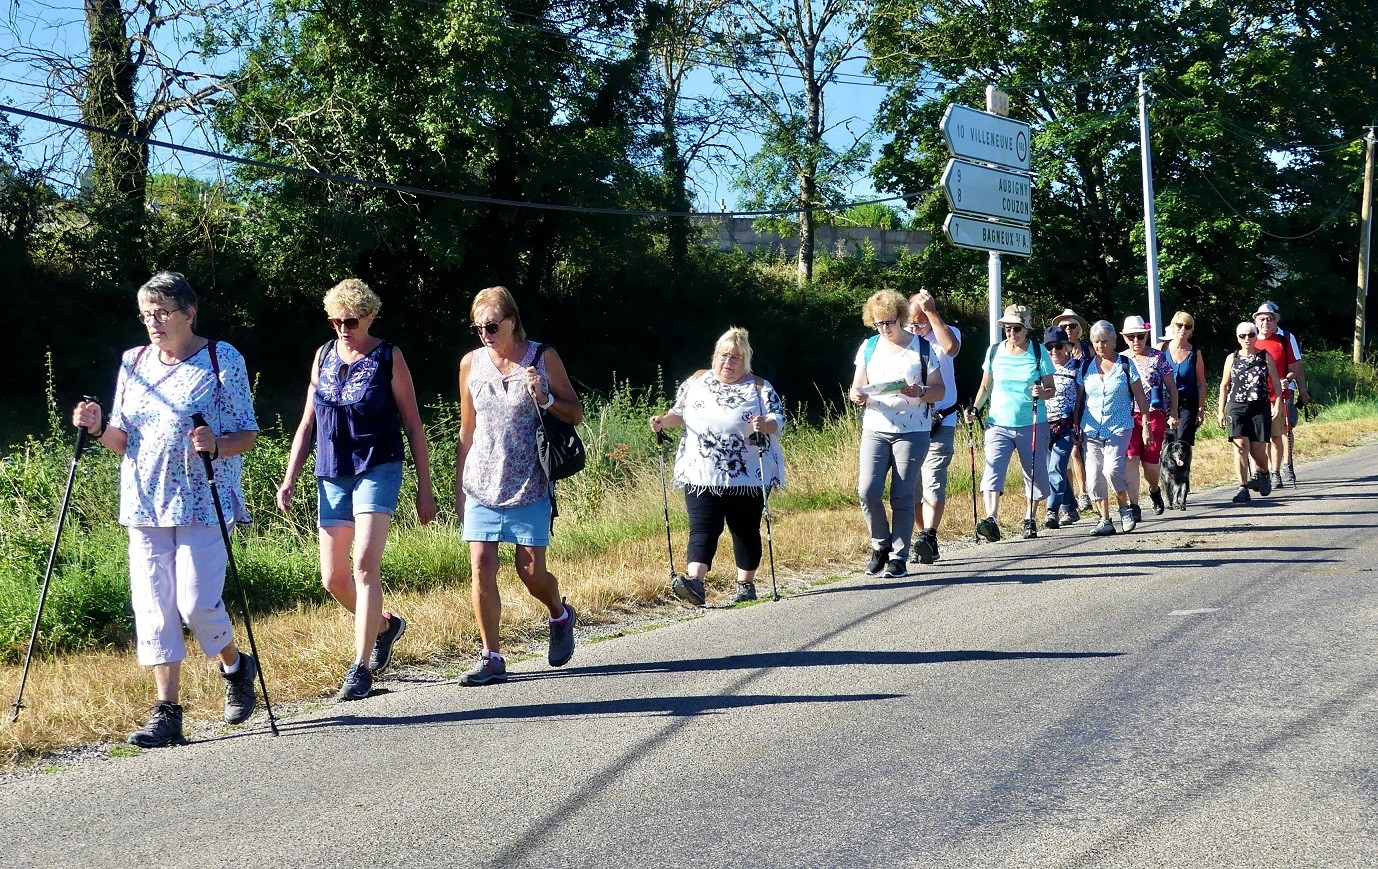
[1002,324,1025,332]
[470,316,509,336]
[1237,333,1255,339]
[328,316,361,330]
[1126,334,1147,340]
[1173,322,1193,329]
[1045,342,1064,350]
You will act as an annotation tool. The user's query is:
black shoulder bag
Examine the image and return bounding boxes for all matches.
[530,343,586,482]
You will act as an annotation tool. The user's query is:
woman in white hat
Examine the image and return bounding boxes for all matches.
[1120,315,1178,522]
[964,304,1054,541]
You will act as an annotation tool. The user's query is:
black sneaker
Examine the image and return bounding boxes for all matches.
[881,557,908,578]
[1245,476,1260,491]
[731,581,758,603]
[128,702,187,748]
[1090,518,1116,536]
[910,532,935,565]
[1077,493,1093,513]
[1283,464,1296,485]
[1231,486,1251,504]
[1130,504,1143,525]
[1269,471,1282,492]
[926,530,940,562]
[1043,511,1059,530]
[976,517,1001,542]
[1149,489,1165,515]
[460,652,508,686]
[1021,518,1038,539]
[549,599,576,667]
[369,614,407,674]
[337,663,372,701]
[221,652,258,725]
[671,574,705,606]
[1258,471,1273,496]
[864,548,890,575]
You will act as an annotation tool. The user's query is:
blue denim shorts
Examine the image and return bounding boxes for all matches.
[317,461,404,527]
[462,496,551,547]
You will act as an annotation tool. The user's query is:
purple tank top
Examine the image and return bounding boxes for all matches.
[313,339,405,477]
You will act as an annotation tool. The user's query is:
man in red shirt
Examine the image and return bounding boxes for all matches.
[1251,304,1303,489]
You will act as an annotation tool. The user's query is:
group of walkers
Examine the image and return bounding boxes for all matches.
[64,268,1310,747]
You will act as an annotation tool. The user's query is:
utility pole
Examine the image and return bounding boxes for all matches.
[1356,127,1376,364]
[1137,70,1163,338]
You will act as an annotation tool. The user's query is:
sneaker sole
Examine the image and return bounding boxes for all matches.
[882,568,908,578]
[369,617,408,675]
[127,733,188,748]
[670,579,705,607]
[459,672,508,687]
[336,685,372,701]
[911,540,935,565]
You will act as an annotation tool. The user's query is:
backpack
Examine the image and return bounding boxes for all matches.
[863,332,931,388]
[983,337,1047,373]
[1073,353,1136,431]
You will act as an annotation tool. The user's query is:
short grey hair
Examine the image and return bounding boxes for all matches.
[1089,319,1116,342]
[137,271,198,327]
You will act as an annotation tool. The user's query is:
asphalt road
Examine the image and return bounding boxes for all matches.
[2,444,1376,868]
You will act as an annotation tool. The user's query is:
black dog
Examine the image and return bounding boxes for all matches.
[1161,438,1190,509]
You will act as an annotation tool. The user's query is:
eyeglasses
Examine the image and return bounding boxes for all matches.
[1237,333,1255,339]
[470,316,509,336]
[1172,322,1193,329]
[874,318,898,330]
[1002,324,1025,332]
[328,316,362,330]
[136,308,183,325]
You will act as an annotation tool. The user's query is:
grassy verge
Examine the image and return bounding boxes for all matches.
[2,355,1377,764]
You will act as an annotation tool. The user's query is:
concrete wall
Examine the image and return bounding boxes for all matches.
[694,216,931,262]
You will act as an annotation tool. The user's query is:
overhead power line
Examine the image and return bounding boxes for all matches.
[1,103,925,218]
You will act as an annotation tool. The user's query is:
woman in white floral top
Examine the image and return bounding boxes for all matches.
[72,271,260,748]
[650,327,785,606]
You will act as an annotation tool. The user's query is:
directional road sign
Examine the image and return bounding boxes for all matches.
[943,213,1031,257]
[941,159,1032,224]
[940,104,1032,172]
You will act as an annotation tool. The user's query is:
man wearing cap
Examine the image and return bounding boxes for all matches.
[965,304,1055,541]
[1054,309,1094,519]
[1255,301,1308,485]
[1042,326,1081,528]
[1251,303,1306,489]
[907,290,962,564]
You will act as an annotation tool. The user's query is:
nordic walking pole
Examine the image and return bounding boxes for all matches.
[751,431,780,602]
[655,430,685,584]
[10,396,98,723]
[190,413,278,736]
[1028,388,1041,529]
[964,407,980,544]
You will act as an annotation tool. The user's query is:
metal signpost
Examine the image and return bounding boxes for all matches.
[939,88,1034,343]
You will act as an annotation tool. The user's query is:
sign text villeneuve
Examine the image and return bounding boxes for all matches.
[939,104,1031,172]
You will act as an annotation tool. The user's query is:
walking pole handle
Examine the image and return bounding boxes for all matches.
[656,429,670,447]
[189,412,215,479]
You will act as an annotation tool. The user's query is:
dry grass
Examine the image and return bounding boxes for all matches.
[3,416,1376,766]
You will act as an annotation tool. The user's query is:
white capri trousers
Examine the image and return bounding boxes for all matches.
[1083,433,1131,501]
[127,523,235,666]
[981,423,1049,501]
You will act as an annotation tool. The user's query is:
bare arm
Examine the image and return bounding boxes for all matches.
[1194,350,1208,419]
[455,352,475,515]
[391,348,435,525]
[276,358,319,513]
[1217,354,1234,426]
[526,346,584,426]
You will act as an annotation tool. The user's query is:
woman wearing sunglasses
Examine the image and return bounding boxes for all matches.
[277,279,436,702]
[454,285,583,686]
[1159,311,1208,489]
[1120,315,1178,522]
[1217,321,1283,503]
[965,304,1055,542]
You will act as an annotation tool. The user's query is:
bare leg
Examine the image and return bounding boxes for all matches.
[1144,462,1161,492]
[983,489,1001,519]
[687,562,709,580]
[350,512,392,665]
[922,499,946,531]
[469,541,502,653]
[153,661,182,703]
[513,545,565,618]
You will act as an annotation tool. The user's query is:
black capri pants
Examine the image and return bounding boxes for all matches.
[684,487,764,572]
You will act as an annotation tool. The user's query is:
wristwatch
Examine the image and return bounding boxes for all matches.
[539,393,556,411]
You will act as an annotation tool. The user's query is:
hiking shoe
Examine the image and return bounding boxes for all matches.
[1130,504,1142,524]
[221,652,258,725]
[1119,506,1137,533]
[337,663,373,701]
[1090,518,1116,537]
[910,532,935,565]
[731,581,757,604]
[671,574,706,607]
[1268,471,1282,493]
[1258,471,1273,496]
[976,517,1001,542]
[1231,486,1251,504]
[368,614,407,674]
[460,652,508,686]
[549,599,576,667]
[1283,464,1296,485]
[1062,505,1081,525]
[1022,518,1038,539]
[1149,489,1165,515]
[1245,476,1260,491]
[1043,511,1059,530]
[881,557,908,578]
[926,530,940,562]
[128,702,187,748]
[864,548,891,575]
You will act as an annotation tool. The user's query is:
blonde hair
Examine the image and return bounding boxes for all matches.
[1171,311,1195,328]
[470,285,526,342]
[324,278,381,319]
[714,326,753,374]
[861,290,909,328]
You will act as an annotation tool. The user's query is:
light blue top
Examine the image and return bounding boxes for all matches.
[984,341,1054,428]
[1079,356,1141,440]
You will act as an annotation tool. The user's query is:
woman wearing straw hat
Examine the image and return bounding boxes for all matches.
[1120,315,1178,522]
[964,304,1054,541]
[1054,308,1093,521]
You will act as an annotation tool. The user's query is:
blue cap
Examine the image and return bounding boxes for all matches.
[1043,326,1069,346]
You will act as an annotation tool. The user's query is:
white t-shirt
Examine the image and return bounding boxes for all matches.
[854,334,931,433]
[926,325,962,428]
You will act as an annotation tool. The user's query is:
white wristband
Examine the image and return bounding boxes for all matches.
[539,393,556,411]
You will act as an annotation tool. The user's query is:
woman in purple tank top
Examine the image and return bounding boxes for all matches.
[277,279,435,702]
[454,285,584,686]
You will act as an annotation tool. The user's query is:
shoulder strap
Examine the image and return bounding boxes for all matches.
[532,341,549,365]
[862,334,880,366]
[985,341,999,370]
[134,345,149,370]
[1119,355,1134,379]
[208,339,220,380]
[316,340,333,376]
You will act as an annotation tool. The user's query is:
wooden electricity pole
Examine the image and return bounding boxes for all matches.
[1357,127,1376,364]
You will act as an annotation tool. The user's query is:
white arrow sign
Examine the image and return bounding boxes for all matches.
[940,104,1032,172]
[944,213,1032,257]
[941,159,1032,223]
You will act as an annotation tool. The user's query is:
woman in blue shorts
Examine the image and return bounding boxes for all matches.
[454,285,583,686]
[278,279,435,701]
